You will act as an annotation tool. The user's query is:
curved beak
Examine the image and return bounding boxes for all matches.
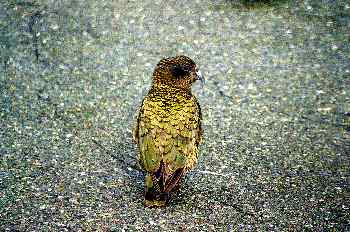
[196,70,205,86]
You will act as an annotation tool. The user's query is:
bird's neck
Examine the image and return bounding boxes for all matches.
[152,83,191,94]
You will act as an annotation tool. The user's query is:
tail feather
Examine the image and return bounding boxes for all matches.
[164,168,184,192]
[144,162,184,207]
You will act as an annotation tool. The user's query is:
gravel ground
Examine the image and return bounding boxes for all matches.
[1,0,349,231]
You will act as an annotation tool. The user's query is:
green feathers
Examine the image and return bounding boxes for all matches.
[134,56,203,207]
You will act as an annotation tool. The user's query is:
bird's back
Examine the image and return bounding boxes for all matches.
[135,87,202,178]
[133,55,204,207]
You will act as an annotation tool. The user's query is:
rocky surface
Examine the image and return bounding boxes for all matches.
[1,0,349,230]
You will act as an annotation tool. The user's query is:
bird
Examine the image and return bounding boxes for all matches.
[133,55,204,207]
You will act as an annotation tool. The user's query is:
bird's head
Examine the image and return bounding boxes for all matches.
[152,55,204,91]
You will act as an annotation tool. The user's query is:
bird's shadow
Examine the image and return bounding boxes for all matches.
[92,137,144,185]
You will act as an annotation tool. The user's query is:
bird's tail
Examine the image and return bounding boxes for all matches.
[144,162,184,207]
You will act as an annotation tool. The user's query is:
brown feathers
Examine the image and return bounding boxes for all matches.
[134,55,204,207]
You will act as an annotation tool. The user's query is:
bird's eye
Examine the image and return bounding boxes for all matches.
[171,65,190,78]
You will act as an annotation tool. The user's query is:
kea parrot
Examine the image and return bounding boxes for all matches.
[133,55,204,207]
